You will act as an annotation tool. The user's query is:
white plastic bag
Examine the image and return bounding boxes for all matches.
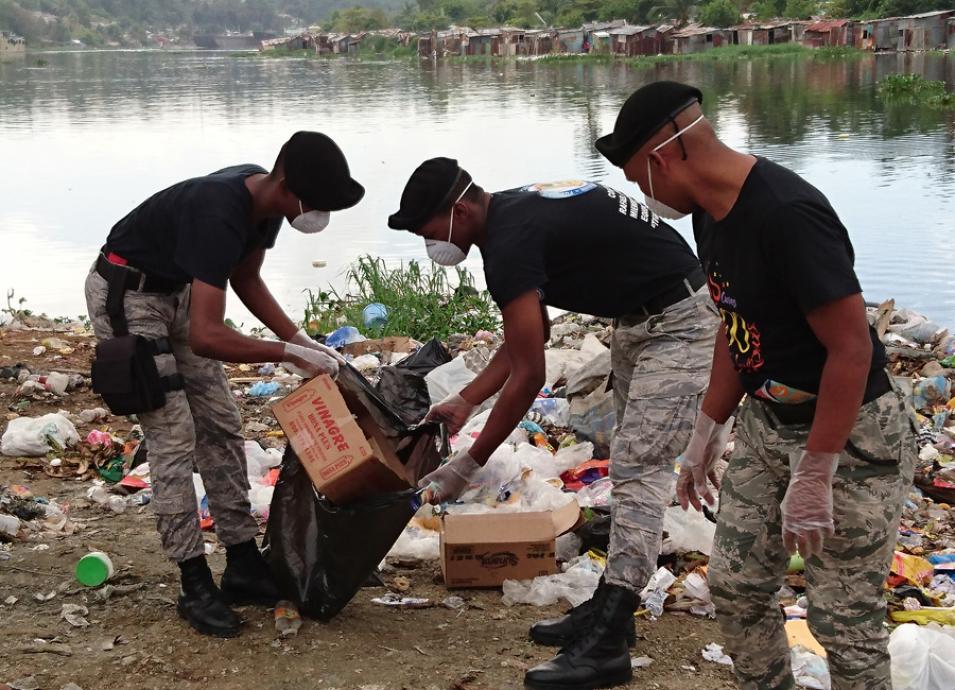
[244,440,280,482]
[1,413,80,456]
[889,623,955,690]
[387,524,441,561]
[502,553,603,607]
[792,646,831,689]
[662,505,716,556]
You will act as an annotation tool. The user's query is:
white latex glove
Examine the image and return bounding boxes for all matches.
[417,449,481,504]
[289,328,346,363]
[781,450,840,559]
[282,342,339,379]
[676,411,734,512]
[423,391,477,435]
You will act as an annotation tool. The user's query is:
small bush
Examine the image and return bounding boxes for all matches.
[302,256,500,342]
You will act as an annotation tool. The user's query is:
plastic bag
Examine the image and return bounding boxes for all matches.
[791,646,831,689]
[376,339,451,426]
[502,553,603,607]
[1,413,80,457]
[576,476,613,508]
[529,398,571,427]
[569,384,615,459]
[265,447,416,621]
[264,363,445,620]
[889,623,955,690]
[425,348,491,406]
[662,505,717,556]
[573,509,611,553]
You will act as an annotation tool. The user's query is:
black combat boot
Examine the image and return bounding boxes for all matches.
[524,583,638,690]
[529,576,636,648]
[177,555,241,638]
[220,539,281,606]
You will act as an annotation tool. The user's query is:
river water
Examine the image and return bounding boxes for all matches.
[1,50,953,326]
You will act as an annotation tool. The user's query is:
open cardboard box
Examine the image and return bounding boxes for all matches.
[271,374,412,505]
[440,498,581,588]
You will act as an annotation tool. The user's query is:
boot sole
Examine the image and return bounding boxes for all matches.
[524,668,633,690]
[177,605,241,639]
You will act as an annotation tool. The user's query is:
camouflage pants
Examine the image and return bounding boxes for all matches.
[85,268,258,562]
[606,289,719,591]
[708,385,916,690]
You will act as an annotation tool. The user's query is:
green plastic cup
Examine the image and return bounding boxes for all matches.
[76,551,114,587]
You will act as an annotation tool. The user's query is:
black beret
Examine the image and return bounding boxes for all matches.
[283,131,365,211]
[388,157,463,231]
[595,81,703,167]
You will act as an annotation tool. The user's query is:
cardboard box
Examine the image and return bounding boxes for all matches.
[342,336,416,358]
[271,375,410,504]
[440,499,581,588]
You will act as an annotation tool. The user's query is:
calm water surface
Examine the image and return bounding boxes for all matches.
[1,50,953,326]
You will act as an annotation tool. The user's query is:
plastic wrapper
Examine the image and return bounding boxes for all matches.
[264,364,445,621]
[1,413,80,457]
[376,339,451,426]
[502,553,604,607]
[889,623,955,690]
[662,505,717,556]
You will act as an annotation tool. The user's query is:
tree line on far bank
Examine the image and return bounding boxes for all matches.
[1,0,952,47]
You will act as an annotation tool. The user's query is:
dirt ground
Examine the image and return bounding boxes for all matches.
[0,326,736,690]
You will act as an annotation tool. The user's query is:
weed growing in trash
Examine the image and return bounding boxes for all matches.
[302,255,500,341]
[878,74,955,109]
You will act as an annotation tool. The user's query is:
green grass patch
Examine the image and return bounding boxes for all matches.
[302,255,500,342]
[533,43,862,66]
[878,73,955,109]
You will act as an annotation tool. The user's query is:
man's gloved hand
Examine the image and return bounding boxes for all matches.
[424,392,478,435]
[781,450,840,559]
[417,449,481,504]
[676,411,734,512]
[289,328,346,363]
[282,342,339,379]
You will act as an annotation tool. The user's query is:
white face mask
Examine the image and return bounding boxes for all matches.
[645,114,705,221]
[291,200,330,234]
[425,181,472,266]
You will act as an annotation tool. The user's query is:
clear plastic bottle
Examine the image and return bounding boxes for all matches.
[274,600,302,637]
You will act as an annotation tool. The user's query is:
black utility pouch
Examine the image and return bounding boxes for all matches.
[92,335,169,415]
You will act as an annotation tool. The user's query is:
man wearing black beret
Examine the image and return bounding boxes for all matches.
[85,131,363,637]
[389,158,719,689]
[597,81,914,689]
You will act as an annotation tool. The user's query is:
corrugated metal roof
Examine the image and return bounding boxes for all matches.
[805,19,851,31]
[609,25,653,36]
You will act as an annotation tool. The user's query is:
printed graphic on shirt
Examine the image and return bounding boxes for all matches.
[706,263,764,374]
[603,187,660,228]
[521,180,597,199]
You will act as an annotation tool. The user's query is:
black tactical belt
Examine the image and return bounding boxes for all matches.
[96,252,185,295]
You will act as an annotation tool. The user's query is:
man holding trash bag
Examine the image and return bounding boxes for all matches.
[595,80,915,690]
[85,132,363,638]
[388,158,719,690]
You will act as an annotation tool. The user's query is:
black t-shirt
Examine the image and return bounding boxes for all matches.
[106,165,283,289]
[693,157,886,402]
[480,181,702,318]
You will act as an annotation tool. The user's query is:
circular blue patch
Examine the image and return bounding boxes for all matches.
[521,180,597,199]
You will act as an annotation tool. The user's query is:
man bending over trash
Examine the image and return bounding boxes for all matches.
[85,132,363,638]
[597,80,915,690]
[388,158,719,690]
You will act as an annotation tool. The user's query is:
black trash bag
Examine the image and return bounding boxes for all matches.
[573,509,611,555]
[376,339,451,426]
[336,361,446,486]
[264,447,415,621]
[264,362,446,621]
